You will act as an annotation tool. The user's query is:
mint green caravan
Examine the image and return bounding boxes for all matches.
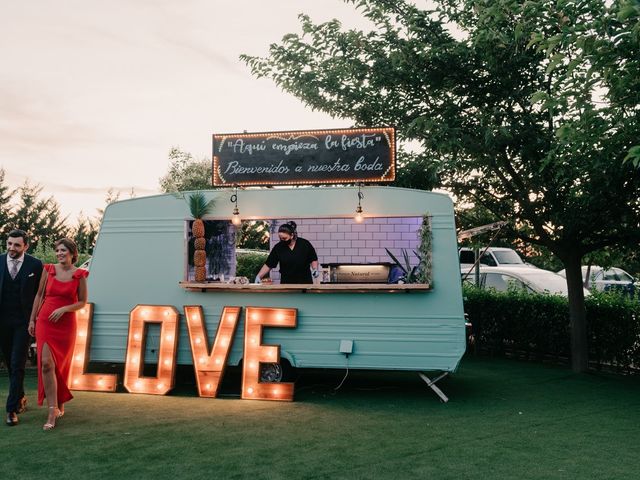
[87,186,465,401]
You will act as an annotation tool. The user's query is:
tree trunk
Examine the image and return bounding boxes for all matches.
[564,254,589,372]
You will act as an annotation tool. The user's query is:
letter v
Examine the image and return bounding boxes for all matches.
[184,305,241,397]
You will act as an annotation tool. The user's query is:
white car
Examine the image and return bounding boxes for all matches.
[557,266,637,295]
[459,247,532,270]
[462,266,589,297]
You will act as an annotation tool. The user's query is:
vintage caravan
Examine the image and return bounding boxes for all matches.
[79,186,466,401]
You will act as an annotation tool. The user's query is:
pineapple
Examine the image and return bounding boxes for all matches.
[195,266,207,281]
[188,192,216,282]
[192,219,205,238]
[193,250,207,267]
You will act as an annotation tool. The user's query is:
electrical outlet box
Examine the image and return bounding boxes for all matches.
[339,340,353,355]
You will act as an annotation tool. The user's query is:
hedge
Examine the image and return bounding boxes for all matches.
[463,284,640,371]
[236,251,268,279]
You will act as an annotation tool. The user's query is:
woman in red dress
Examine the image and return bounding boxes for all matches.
[28,238,88,431]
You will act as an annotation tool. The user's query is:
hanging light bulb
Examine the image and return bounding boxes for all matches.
[232,206,241,226]
[354,183,365,222]
[230,186,242,226]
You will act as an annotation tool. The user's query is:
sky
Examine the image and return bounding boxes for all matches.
[1,0,381,222]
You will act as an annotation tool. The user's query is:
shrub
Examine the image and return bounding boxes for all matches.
[236,251,268,279]
[31,242,91,267]
[587,290,640,370]
[463,284,640,371]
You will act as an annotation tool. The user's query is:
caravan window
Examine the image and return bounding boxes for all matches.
[185,216,429,284]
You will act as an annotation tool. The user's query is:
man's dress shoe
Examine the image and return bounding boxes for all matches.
[6,412,18,426]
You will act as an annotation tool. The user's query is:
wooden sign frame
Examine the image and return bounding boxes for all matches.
[212,127,395,186]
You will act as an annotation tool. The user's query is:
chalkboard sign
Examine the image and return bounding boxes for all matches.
[212,127,395,186]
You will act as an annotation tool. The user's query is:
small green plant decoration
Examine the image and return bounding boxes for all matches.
[385,248,422,283]
[384,213,432,285]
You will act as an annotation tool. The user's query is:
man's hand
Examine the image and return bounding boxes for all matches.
[254,275,261,284]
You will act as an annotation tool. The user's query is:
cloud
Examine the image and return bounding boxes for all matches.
[0,84,155,154]
[1,168,158,196]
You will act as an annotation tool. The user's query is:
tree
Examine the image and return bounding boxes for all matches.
[159,147,212,193]
[97,188,120,217]
[236,221,270,250]
[72,212,99,254]
[0,169,13,246]
[10,181,68,250]
[241,0,640,372]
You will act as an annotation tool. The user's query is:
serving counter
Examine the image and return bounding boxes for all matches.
[179,282,430,293]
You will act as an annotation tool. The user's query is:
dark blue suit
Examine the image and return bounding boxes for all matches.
[0,253,42,414]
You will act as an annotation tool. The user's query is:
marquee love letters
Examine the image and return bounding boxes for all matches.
[69,303,297,401]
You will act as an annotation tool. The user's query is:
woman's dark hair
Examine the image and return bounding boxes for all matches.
[278,221,297,236]
[54,238,79,264]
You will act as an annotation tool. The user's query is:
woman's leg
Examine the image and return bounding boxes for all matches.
[40,343,59,425]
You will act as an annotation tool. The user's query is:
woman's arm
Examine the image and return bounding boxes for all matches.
[48,276,88,323]
[28,268,48,336]
[255,264,271,283]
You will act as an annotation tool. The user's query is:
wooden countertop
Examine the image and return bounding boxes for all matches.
[178,282,430,293]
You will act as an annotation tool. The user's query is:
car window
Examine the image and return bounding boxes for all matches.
[613,268,633,282]
[480,253,497,266]
[484,273,508,291]
[603,270,619,281]
[502,274,529,291]
[459,250,475,264]
[492,250,524,265]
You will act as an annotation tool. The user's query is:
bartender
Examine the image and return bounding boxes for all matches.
[255,221,320,284]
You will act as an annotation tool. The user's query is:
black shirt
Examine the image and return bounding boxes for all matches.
[265,237,318,284]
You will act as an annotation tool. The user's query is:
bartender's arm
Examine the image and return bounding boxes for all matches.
[311,260,320,279]
[255,264,271,284]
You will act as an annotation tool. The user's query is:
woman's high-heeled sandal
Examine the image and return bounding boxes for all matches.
[43,406,59,431]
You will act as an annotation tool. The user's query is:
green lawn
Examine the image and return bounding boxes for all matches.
[1,357,639,479]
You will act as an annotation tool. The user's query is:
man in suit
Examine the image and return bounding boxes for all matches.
[0,229,42,426]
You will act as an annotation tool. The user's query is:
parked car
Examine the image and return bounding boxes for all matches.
[462,266,588,297]
[459,247,533,270]
[557,266,637,296]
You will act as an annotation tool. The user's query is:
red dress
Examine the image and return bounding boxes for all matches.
[36,264,89,407]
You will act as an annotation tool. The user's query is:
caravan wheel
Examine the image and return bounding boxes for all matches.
[260,362,283,382]
[259,360,294,383]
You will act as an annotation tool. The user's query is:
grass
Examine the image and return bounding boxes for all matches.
[1,356,639,479]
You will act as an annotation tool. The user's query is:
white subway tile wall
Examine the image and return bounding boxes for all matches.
[268,217,422,283]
